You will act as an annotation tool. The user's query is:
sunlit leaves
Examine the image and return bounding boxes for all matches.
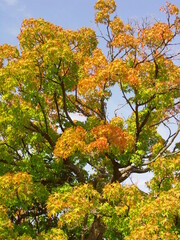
[147,156,180,194]
[160,2,179,16]
[109,59,140,87]
[127,184,180,239]
[103,182,143,207]
[39,228,68,240]
[109,17,125,37]
[94,0,116,24]
[18,18,62,50]
[0,44,19,68]
[47,184,100,228]
[78,48,110,98]
[0,0,179,238]
[54,126,86,159]
[89,124,134,153]
[0,172,34,206]
[110,116,124,128]
[140,22,174,47]
[0,205,15,239]
[54,123,134,158]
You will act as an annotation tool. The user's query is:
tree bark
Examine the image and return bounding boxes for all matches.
[87,216,106,240]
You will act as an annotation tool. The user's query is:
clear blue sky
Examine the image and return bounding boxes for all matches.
[1,0,180,46]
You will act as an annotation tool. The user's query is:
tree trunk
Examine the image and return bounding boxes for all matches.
[87,216,106,240]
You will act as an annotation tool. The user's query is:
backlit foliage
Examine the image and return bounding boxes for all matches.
[0,0,180,239]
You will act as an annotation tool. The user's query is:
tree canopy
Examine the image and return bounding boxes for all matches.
[0,0,180,239]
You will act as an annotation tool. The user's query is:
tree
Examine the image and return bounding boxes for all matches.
[0,0,180,239]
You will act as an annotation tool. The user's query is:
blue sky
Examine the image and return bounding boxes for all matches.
[1,0,180,46]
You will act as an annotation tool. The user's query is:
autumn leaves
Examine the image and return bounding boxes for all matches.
[54,120,134,160]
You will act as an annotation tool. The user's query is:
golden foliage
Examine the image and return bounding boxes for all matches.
[53,126,86,159]
[94,0,116,23]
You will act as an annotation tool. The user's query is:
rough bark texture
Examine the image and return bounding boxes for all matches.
[87,216,106,240]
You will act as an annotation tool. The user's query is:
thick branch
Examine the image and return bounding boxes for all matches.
[100,96,106,121]
[139,107,155,132]
[24,122,55,148]
[0,158,17,166]
[53,91,64,132]
[87,216,105,240]
[21,138,32,157]
[135,100,139,143]
[64,158,85,183]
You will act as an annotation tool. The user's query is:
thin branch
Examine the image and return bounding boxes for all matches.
[119,81,135,112]
[129,176,148,195]
[4,143,22,160]
[59,79,75,126]
[150,113,179,127]
[114,103,127,116]
[138,94,156,106]
[143,126,180,166]
[163,122,172,143]
[163,150,180,158]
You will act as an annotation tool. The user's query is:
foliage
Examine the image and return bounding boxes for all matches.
[0,0,180,239]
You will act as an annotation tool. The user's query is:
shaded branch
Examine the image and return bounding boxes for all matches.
[24,122,55,148]
[64,158,85,183]
[38,100,49,134]
[53,91,64,132]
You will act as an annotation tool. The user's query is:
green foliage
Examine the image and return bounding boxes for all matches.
[0,0,180,239]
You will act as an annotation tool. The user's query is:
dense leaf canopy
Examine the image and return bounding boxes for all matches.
[0,0,180,239]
